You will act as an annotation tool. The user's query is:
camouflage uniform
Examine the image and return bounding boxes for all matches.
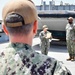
[39,31,51,55]
[0,43,72,75]
[66,23,75,58]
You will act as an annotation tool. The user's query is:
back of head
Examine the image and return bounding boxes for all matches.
[2,0,38,27]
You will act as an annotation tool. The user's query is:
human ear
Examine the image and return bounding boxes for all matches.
[2,23,9,35]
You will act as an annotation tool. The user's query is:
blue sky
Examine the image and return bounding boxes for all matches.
[0,0,75,20]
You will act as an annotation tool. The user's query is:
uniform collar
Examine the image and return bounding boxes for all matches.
[8,43,33,51]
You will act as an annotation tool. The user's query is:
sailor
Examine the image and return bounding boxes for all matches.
[39,25,52,55]
[66,17,75,61]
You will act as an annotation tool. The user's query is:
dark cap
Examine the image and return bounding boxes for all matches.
[2,0,38,27]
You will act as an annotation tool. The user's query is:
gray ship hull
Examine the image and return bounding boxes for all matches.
[38,17,67,31]
[38,17,75,41]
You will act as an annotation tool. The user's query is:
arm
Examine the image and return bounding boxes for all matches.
[46,31,52,39]
[72,24,75,41]
[73,23,75,30]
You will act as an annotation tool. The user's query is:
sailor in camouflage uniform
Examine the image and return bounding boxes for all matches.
[0,0,72,75]
[39,25,52,55]
[66,17,75,61]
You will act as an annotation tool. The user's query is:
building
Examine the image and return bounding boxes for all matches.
[36,1,75,11]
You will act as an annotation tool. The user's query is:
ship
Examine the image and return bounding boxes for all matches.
[37,10,75,41]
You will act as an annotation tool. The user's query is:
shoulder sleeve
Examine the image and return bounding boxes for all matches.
[53,61,72,75]
[66,24,68,30]
[73,23,75,30]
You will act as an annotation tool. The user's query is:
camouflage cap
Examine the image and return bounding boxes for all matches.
[43,25,48,29]
[67,17,73,20]
[2,0,38,27]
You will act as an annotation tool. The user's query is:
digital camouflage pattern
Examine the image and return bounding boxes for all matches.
[39,31,51,55]
[66,23,75,40]
[66,23,75,57]
[0,43,72,75]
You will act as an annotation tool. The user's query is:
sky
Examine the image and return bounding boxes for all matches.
[0,0,75,20]
[33,0,75,5]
